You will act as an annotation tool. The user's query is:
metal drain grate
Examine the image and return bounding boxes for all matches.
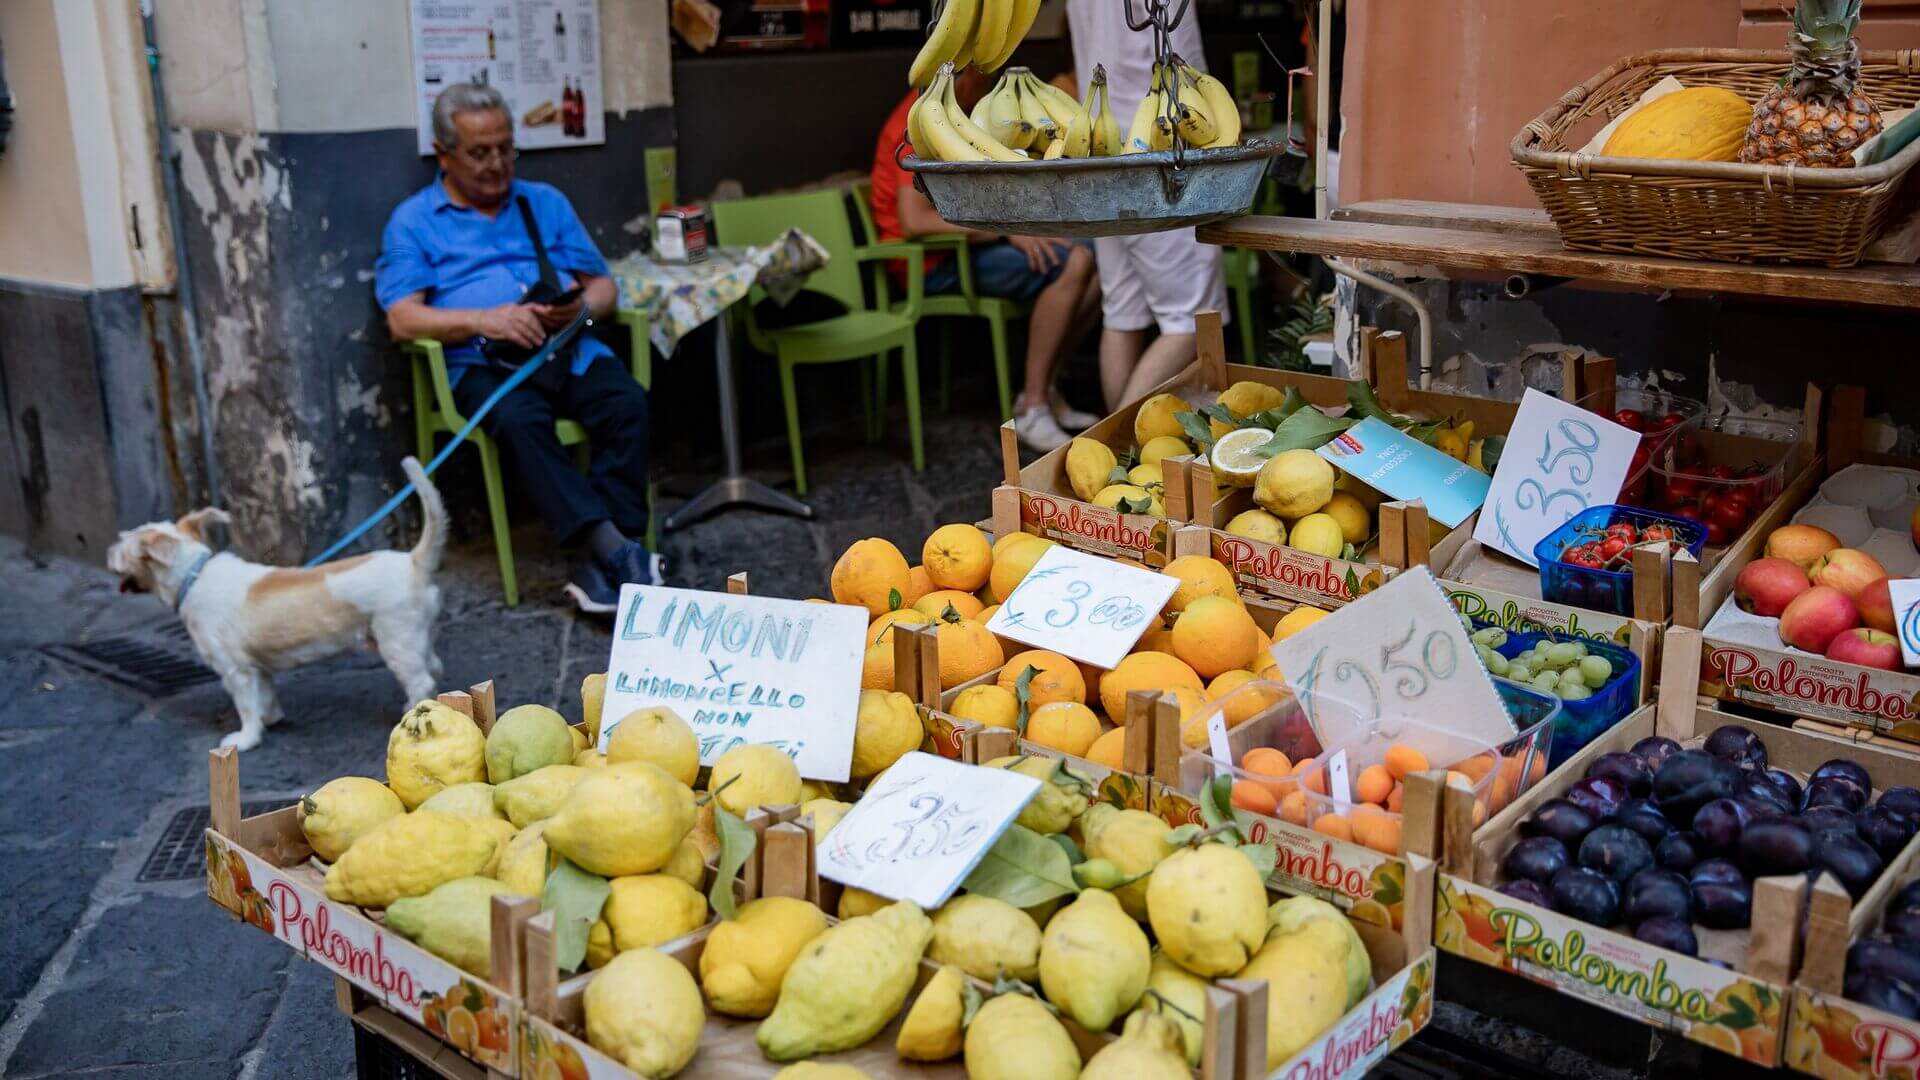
[139,800,295,882]
[43,629,217,697]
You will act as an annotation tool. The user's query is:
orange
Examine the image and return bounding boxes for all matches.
[831,538,912,616]
[1354,764,1393,805]
[1232,780,1278,817]
[868,609,931,648]
[861,639,897,691]
[1078,662,1104,713]
[1383,744,1430,781]
[1160,555,1240,615]
[923,523,992,592]
[914,590,985,620]
[1171,595,1262,678]
[1312,813,1352,841]
[1085,727,1127,769]
[1271,605,1331,642]
[900,565,935,608]
[1134,627,1177,655]
[998,650,1087,707]
[1279,790,1310,825]
[934,616,1004,689]
[992,530,1042,561]
[1025,702,1102,757]
[989,536,1054,603]
[1098,651,1203,721]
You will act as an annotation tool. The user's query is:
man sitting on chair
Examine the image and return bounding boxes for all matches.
[377,83,663,615]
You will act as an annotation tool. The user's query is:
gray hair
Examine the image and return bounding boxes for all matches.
[432,83,511,148]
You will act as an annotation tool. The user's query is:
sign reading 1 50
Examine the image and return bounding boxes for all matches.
[1295,620,1458,719]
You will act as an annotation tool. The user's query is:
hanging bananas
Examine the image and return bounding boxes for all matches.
[1089,65,1122,157]
[1124,56,1241,153]
[908,0,1042,87]
[909,64,1024,162]
[910,61,1212,163]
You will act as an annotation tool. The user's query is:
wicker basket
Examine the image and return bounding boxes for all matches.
[1512,48,1920,266]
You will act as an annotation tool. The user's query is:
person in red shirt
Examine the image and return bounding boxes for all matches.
[869,67,1102,452]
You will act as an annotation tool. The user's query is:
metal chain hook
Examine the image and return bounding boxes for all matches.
[1121,0,1193,175]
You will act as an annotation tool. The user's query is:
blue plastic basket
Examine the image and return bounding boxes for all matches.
[1483,626,1641,767]
[1533,505,1708,617]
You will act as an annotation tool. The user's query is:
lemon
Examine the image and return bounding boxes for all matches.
[1144,949,1211,1065]
[419,782,505,821]
[1148,844,1268,976]
[386,700,488,809]
[1272,604,1331,642]
[1240,917,1351,1068]
[493,765,588,828]
[1082,1010,1191,1079]
[1139,435,1193,467]
[485,704,575,784]
[1322,491,1372,545]
[1213,381,1288,436]
[1435,427,1468,461]
[580,672,608,744]
[1225,507,1287,545]
[852,689,922,779]
[1127,462,1165,491]
[494,821,552,896]
[298,777,404,863]
[385,876,514,976]
[1289,513,1347,558]
[574,749,607,769]
[895,964,967,1061]
[1271,895,1370,1006]
[801,798,852,838]
[774,1065,872,1080]
[1039,889,1150,1031]
[707,743,802,814]
[965,992,1081,1080]
[1093,483,1165,518]
[544,763,695,878]
[475,817,517,877]
[1210,427,1275,488]
[950,683,1019,729]
[987,755,1091,835]
[660,838,705,889]
[1065,437,1119,502]
[701,895,829,1018]
[1133,393,1189,447]
[1336,471,1386,512]
[1254,448,1335,520]
[324,810,499,907]
[604,874,709,953]
[584,948,705,1077]
[928,895,1042,980]
[604,707,700,786]
[1079,805,1177,921]
[837,886,890,919]
[757,901,933,1060]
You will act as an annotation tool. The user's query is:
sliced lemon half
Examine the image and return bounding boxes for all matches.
[1209,427,1274,488]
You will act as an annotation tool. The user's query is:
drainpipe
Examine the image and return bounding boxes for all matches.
[141,1,221,508]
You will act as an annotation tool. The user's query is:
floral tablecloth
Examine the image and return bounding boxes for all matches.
[610,228,828,357]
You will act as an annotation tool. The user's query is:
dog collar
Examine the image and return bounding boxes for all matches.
[174,550,214,611]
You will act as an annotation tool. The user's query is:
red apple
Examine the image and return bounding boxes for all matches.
[1778,585,1861,654]
[1765,524,1842,571]
[1826,628,1904,672]
[1857,576,1902,634]
[1734,557,1812,618]
[1811,548,1888,602]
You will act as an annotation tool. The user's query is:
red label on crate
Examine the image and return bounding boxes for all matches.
[1019,493,1165,560]
[1211,533,1383,607]
[1704,643,1917,723]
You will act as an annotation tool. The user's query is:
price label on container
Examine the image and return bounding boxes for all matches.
[987,545,1181,669]
[1891,580,1920,668]
[602,584,867,782]
[1268,566,1517,745]
[816,752,1042,909]
[1474,389,1640,567]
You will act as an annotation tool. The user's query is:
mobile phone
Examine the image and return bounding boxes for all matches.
[548,284,584,306]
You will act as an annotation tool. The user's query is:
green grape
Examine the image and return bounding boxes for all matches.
[1545,642,1584,669]
[1484,652,1510,677]
[1506,663,1532,684]
[1578,655,1614,688]
[1471,627,1508,649]
[1531,671,1563,694]
[1558,682,1593,701]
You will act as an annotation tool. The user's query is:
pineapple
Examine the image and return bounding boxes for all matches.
[1739,0,1883,167]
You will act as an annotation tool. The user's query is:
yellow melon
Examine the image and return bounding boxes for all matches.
[1602,86,1751,162]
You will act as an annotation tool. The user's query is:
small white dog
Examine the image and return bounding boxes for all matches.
[106,457,447,750]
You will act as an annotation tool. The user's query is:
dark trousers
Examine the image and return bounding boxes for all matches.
[452,356,651,545]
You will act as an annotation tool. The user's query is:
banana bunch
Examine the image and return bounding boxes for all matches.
[965,67,1123,160]
[1124,56,1241,154]
[909,64,1026,163]
[908,0,1043,87]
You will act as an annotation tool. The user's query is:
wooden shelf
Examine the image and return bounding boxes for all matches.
[1198,200,1920,309]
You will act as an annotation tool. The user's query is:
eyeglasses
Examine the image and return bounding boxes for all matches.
[450,144,518,165]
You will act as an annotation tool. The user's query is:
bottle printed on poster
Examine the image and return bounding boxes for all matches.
[409,1,604,154]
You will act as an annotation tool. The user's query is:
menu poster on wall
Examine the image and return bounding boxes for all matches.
[409,0,605,155]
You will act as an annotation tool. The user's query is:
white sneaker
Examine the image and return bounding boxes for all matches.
[1016,403,1072,452]
[1050,389,1102,431]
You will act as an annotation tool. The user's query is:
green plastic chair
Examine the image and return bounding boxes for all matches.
[403,308,654,607]
[1221,179,1285,363]
[849,179,1029,422]
[709,190,924,496]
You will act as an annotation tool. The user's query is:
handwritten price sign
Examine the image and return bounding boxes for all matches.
[816,752,1042,908]
[1474,389,1639,567]
[1269,566,1517,745]
[987,545,1180,668]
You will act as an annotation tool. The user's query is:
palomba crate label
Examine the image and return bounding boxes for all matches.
[1273,951,1435,1080]
[1019,492,1168,563]
[1702,639,1920,728]
[1436,875,1784,1065]
[1446,582,1637,646]
[1788,984,1920,1079]
[1209,531,1385,608]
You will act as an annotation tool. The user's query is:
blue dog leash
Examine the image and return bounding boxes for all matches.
[304,311,590,568]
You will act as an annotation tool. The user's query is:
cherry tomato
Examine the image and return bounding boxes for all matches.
[1655,414,1686,431]
[1613,409,1647,432]
[1706,464,1735,480]
[1705,520,1733,545]
[1564,547,1605,570]
[1641,523,1677,543]
[1665,477,1701,501]
[1710,500,1749,535]
[1600,536,1629,561]
[1605,522,1638,543]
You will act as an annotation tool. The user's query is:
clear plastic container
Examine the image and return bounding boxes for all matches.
[1534,505,1709,617]
[1646,415,1799,546]
[1576,386,1708,507]
[1478,626,1640,767]
[1179,680,1560,854]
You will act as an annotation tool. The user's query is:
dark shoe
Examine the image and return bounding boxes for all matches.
[606,541,669,588]
[563,560,619,615]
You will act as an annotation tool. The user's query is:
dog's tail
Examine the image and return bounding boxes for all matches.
[402,456,447,576]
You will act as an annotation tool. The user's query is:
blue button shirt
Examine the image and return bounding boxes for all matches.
[375,177,614,381]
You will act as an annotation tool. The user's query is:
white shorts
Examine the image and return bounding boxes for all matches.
[1093,227,1229,335]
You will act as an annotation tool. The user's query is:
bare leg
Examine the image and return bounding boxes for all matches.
[1017,246,1097,411]
[1099,328,1148,412]
[1119,331,1198,405]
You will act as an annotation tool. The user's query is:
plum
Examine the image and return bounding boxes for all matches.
[1691,798,1752,854]
[1816,834,1886,899]
[1738,776,1794,817]
[1845,972,1920,1021]
[1885,906,1920,943]
[1799,804,1858,837]
[1579,824,1655,885]
[1705,725,1769,771]
[1878,786,1920,823]
[1566,776,1629,823]
[1738,819,1814,878]
[1634,916,1699,957]
[1587,753,1653,797]
[1805,776,1869,814]
[1856,806,1919,863]
[1813,759,1873,794]
[1503,836,1571,885]
[1550,867,1621,927]
[1631,736,1682,770]
[1893,879,1920,912]
[1690,858,1745,888]
[1497,879,1552,908]
[1763,769,1804,808]
[1653,751,1741,824]
[1848,937,1920,990]
[1611,798,1674,845]
[1523,800,1598,850]
[1692,879,1754,929]
[1623,869,1692,924]
[1655,832,1703,873]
